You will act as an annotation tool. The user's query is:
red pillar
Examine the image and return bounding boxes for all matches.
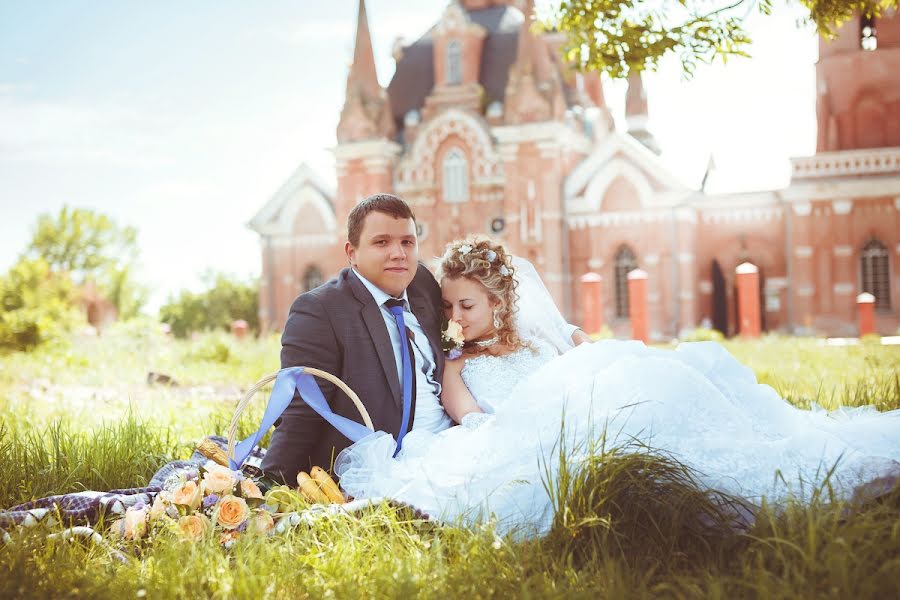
[627,269,649,344]
[735,262,761,338]
[857,292,875,337]
[579,272,603,335]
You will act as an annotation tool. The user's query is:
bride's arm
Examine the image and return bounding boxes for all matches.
[440,358,483,424]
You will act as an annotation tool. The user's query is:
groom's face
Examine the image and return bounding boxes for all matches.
[345,211,418,297]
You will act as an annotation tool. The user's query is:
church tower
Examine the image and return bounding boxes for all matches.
[786,10,900,334]
[815,11,900,151]
[497,0,579,307]
[334,0,400,224]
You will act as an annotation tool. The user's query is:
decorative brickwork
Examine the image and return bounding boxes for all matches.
[251,3,900,337]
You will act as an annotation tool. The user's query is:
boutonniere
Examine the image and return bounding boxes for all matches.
[442,319,465,360]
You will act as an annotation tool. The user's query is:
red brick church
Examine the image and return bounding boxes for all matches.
[250,0,900,338]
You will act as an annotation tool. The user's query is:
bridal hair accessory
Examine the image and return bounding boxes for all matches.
[442,320,465,360]
[455,243,512,278]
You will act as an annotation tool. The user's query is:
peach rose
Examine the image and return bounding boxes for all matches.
[171,480,202,511]
[202,463,237,495]
[240,479,264,500]
[245,510,275,535]
[216,495,249,529]
[177,514,210,542]
[123,505,148,540]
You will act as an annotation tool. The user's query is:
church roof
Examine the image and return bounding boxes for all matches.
[247,163,335,235]
[387,5,525,132]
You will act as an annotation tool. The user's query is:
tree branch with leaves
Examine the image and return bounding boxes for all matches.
[542,0,899,78]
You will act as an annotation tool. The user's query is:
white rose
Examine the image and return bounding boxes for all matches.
[445,320,465,344]
[149,492,172,521]
[202,463,237,495]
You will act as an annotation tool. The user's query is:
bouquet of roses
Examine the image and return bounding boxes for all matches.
[442,319,465,360]
[110,461,277,547]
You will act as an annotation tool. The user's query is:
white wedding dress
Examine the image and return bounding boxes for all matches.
[335,261,900,537]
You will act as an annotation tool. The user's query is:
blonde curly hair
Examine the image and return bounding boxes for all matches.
[438,236,528,354]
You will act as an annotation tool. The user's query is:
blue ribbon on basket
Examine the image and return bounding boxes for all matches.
[229,367,373,470]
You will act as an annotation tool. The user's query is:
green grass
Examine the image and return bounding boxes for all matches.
[0,327,898,598]
[721,335,900,411]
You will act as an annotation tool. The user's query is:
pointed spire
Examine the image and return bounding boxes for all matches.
[625,72,660,154]
[625,72,649,119]
[513,0,540,77]
[347,0,380,101]
[583,72,607,110]
[337,0,394,143]
[503,0,563,124]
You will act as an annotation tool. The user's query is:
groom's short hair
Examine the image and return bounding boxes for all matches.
[347,193,417,246]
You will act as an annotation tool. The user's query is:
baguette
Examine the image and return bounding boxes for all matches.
[297,471,329,504]
[196,437,229,467]
[311,466,345,504]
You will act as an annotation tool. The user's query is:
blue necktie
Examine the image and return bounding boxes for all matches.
[385,299,414,457]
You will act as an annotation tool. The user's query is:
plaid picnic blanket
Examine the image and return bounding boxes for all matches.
[0,436,266,531]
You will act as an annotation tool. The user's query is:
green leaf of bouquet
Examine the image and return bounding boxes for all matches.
[244,496,265,509]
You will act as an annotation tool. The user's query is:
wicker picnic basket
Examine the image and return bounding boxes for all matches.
[192,369,375,503]
[224,368,375,468]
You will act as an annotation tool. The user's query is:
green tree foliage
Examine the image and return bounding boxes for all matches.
[25,206,146,319]
[545,0,899,78]
[159,273,259,338]
[0,258,81,352]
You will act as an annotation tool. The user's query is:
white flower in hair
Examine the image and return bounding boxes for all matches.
[484,250,497,262]
[458,244,473,256]
[499,265,511,277]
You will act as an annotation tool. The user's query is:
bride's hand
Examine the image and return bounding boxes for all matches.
[571,329,592,346]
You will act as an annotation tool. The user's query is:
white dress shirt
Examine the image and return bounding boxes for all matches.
[352,270,453,433]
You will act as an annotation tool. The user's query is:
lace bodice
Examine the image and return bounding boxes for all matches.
[460,342,556,414]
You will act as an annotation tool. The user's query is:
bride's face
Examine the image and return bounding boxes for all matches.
[441,276,498,341]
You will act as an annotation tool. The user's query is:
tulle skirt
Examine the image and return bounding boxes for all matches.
[336,341,900,537]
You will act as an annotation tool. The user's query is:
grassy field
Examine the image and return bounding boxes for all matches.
[0,324,898,598]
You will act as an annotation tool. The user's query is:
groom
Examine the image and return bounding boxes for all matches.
[260,193,450,484]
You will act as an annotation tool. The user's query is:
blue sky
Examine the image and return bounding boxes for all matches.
[0,1,818,311]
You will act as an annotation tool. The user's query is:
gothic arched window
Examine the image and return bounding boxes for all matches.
[447,40,462,85]
[614,246,638,318]
[861,239,890,310]
[442,148,469,203]
[302,265,323,293]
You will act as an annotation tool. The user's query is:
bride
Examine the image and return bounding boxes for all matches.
[335,237,900,537]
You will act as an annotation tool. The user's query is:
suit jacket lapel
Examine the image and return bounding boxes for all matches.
[409,288,444,377]
[348,271,402,407]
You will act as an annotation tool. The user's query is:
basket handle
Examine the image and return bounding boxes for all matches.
[227,367,375,468]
